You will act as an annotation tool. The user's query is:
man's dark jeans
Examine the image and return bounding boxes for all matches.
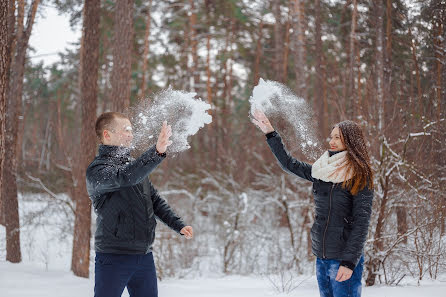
[94,252,157,297]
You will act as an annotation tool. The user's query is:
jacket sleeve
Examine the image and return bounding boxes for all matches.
[149,181,186,234]
[266,131,315,182]
[340,186,374,269]
[86,145,165,198]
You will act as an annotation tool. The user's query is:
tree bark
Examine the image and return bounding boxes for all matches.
[0,0,15,227]
[434,8,443,121]
[71,0,100,278]
[349,0,358,119]
[110,0,133,112]
[408,27,422,104]
[293,0,306,97]
[282,13,291,83]
[375,0,385,132]
[273,0,283,82]
[365,1,386,285]
[138,0,153,99]
[314,0,328,134]
[188,0,199,92]
[3,0,39,263]
[253,20,263,86]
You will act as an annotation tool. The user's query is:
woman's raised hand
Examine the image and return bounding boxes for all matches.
[251,109,275,134]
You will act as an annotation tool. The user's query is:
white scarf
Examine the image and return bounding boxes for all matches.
[311,151,353,183]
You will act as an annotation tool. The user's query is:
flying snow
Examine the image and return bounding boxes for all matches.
[249,78,320,157]
[131,87,212,153]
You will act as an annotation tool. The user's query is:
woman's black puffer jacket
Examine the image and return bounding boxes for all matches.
[266,131,374,270]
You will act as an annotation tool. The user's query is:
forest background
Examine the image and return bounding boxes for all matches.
[0,0,445,288]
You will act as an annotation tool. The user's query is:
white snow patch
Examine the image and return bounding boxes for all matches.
[132,87,212,153]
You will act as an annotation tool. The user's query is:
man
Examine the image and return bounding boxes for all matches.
[86,112,193,297]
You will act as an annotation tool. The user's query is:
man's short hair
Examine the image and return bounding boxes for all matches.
[95,112,128,142]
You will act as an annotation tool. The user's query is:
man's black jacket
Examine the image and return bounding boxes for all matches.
[86,144,185,254]
[266,131,374,270]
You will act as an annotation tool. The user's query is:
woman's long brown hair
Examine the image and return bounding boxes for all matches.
[335,120,374,195]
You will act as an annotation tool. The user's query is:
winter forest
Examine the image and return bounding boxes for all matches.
[0,0,445,296]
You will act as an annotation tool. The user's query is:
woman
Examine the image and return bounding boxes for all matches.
[252,110,374,297]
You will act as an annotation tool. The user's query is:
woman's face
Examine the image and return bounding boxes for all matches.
[329,126,346,152]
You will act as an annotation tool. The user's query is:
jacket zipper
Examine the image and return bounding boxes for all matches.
[322,183,335,258]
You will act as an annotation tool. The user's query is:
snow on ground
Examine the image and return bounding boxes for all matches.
[1,261,446,297]
[1,194,446,296]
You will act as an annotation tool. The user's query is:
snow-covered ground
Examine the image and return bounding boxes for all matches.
[1,194,446,296]
[1,261,446,297]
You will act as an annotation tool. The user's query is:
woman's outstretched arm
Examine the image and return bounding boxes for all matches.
[252,110,315,182]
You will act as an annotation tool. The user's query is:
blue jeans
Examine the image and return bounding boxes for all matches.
[94,252,158,297]
[316,256,364,297]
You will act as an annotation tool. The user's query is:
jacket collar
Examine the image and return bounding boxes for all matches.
[98,145,132,163]
[328,150,345,157]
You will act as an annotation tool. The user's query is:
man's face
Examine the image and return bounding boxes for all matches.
[103,117,133,147]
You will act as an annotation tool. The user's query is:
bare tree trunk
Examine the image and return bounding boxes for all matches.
[349,0,358,119]
[280,175,299,267]
[189,0,199,92]
[293,0,306,97]
[227,20,235,108]
[409,27,422,104]
[110,0,133,112]
[355,38,362,117]
[3,0,39,263]
[282,14,291,83]
[71,0,100,278]
[314,0,328,134]
[396,205,407,244]
[253,19,263,86]
[0,0,15,227]
[434,9,443,121]
[366,1,385,286]
[376,0,385,132]
[138,0,153,99]
[205,4,212,107]
[386,0,407,242]
[273,0,283,82]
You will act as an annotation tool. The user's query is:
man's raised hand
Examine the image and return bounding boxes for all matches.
[156,121,173,154]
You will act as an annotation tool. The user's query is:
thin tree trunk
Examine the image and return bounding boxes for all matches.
[71,0,100,278]
[280,175,299,267]
[355,39,362,117]
[365,2,385,285]
[206,4,212,107]
[110,0,133,112]
[189,0,199,92]
[253,20,263,86]
[273,0,283,82]
[314,0,328,134]
[293,0,306,97]
[282,15,291,83]
[138,0,153,99]
[222,24,230,101]
[0,0,15,227]
[409,27,422,104]
[227,20,235,108]
[376,0,385,132]
[349,0,358,119]
[3,0,39,263]
[434,12,443,121]
[384,0,392,124]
